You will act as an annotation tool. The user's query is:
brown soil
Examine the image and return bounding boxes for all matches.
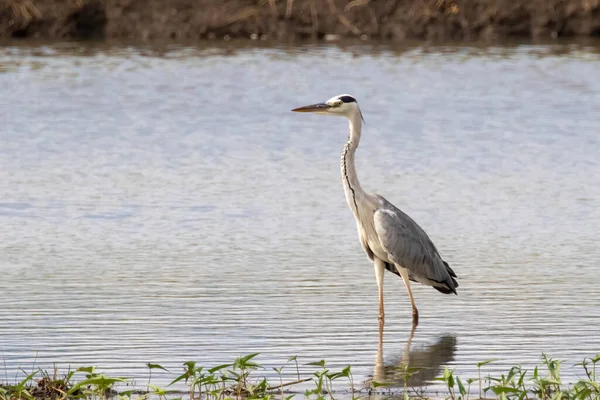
[1,0,600,42]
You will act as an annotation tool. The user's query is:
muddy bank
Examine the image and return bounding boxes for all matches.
[1,0,600,42]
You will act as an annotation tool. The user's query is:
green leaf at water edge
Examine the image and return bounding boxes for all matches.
[168,372,189,386]
[241,353,260,362]
[372,380,392,388]
[246,377,268,396]
[551,390,564,400]
[234,353,262,370]
[517,369,527,387]
[572,386,592,400]
[313,369,329,379]
[477,359,499,368]
[273,366,284,374]
[490,386,521,395]
[547,359,563,381]
[183,361,196,371]
[76,366,97,376]
[118,389,134,399]
[67,375,128,394]
[539,378,562,386]
[149,383,178,396]
[506,366,521,383]
[441,366,455,388]
[209,363,233,374]
[168,363,201,387]
[457,377,466,396]
[146,363,170,372]
[326,371,345,381]
[201,375,223,386]
[227,370,241,380]
[307,360,327,368]
[341,365,351,377]
[148,383,166,395]
[64,370,77,385]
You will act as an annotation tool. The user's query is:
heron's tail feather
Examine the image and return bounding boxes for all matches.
[440,260,459,295]
[443,260,458,278]
[386,260,458,294]
[434,285,455,294]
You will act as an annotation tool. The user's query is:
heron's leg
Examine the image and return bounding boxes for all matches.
[398,267,419,326]
[374,258,386,327]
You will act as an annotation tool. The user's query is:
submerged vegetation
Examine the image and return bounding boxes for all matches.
[1,353,598,400]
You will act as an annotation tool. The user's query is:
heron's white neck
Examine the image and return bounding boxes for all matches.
[340,112,366,217]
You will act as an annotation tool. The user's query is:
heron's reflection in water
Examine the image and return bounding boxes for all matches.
[369,326,457,389]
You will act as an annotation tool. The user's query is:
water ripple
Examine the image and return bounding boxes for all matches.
[0,42,599,392]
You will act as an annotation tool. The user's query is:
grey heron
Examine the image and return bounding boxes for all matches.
[291,94,458,327]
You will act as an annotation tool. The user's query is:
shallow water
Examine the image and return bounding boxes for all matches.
[0,40,599,393]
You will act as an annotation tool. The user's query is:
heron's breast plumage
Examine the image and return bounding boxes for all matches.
[356,198,390,263]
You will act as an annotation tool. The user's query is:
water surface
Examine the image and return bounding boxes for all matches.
[0,40,599,393]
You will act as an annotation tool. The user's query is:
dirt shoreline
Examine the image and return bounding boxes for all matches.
[1,0,600,42]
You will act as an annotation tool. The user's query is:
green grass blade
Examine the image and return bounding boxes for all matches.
[16,370,39,390]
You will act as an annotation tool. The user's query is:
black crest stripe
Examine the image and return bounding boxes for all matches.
[338,95,356,103]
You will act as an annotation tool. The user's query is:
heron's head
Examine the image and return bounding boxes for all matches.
[291,94,365,122]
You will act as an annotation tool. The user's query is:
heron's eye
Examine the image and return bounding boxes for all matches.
[336,101,343,107]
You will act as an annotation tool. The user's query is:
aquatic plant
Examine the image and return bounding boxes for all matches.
[0,352,598,400]
[433,353,600,400]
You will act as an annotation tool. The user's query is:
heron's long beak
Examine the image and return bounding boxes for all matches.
[291,103,331,113]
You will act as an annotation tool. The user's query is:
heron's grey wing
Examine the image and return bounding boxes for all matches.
[373,206,458,294]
